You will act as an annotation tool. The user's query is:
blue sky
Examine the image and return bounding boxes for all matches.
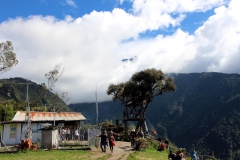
[0,0,129,22]
[0,0,217,36]
[0,0,239,103]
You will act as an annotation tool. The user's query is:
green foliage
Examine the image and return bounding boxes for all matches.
[0,41,18,75]
[0,77,70,121]
[107,68,176,109]
[0,101,15,121]
[99,119,115,127]
[135,138,151,151]
[127,148,170,160]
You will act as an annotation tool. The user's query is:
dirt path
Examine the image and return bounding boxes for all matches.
[90,141,134,160]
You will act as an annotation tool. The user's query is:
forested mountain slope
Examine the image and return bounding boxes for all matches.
[0,77,69,117]
[69,72,240,159]
[1,72,240,159]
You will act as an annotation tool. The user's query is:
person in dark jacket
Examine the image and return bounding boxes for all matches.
[96,130,108,153]
[130,129,136,147]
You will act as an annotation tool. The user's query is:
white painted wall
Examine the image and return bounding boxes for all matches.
[2,123,21,145]
[3,123,44,145]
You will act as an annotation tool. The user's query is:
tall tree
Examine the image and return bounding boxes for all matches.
[27,64,65,110]
[107,68,177,135]
[44,64,69,111]
[0,41,18,75]
[45,63,64,91]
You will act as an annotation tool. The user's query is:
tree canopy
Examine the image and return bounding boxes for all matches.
[107,68,177,110]
[0,41,18,75]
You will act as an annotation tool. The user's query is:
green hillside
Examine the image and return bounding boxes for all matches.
[1,72,240,159]
[69,72,240,160]
[0,77,70,121]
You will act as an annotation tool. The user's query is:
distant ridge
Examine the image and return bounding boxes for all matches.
[69,72,240,159]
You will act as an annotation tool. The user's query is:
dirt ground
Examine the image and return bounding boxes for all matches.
[90,141,134,160]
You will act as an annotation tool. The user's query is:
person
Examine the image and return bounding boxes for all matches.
[168,150,176,160]
[130,129,136,147]
[66,128,71,141]
[165,138,169,149]
[60,127,66,141]
[84,127,88,141]
[157,136,162,147]
[172,150,181,160]
[130,109,133,118]
[179,150,185,160]
[108,132,115,152]
[191,149,198,160]
[75,128,79,141]
[160,143,166,150]
[96,130,108,153]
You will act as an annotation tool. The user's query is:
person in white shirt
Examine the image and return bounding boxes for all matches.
[75,128,79,141]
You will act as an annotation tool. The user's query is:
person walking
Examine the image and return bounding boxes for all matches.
[108,132,115,152]
[96,130,108,153]
[191,149,198,160]
[130,129,136,147]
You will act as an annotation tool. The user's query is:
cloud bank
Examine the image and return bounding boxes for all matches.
[0,0,239,103]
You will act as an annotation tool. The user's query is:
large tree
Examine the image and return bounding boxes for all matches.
[107,68,176,134]
[0,41,18,75]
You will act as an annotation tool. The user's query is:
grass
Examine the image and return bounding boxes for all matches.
[126,148,192,160]
[0,148,199,160]
[127,149,168,160]
[0,150,105,160]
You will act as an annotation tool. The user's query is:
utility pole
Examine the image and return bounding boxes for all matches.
[53,105,56,126]
[19,82,33,140]
[95,84,98,125]
[50,104,56,126]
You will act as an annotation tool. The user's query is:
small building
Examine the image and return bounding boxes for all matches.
[40,127,59,149]
[1,111,86,145]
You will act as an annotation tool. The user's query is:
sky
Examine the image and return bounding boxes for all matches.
[0,0,240,104]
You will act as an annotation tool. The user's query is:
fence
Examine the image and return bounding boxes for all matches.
[88,129,101,148]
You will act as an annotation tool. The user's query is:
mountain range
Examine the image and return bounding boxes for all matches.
[1,72,240,159]
[69,72,240,160]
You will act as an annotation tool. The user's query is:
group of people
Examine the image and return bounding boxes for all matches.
[96,129,116,153]
[60,127,83,141]
[168,148,198,160]
[60,127,71,141]
[130,129,145,147]
[168,149,185,160]
[157,136,169,150]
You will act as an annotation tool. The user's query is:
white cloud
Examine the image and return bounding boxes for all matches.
[0,0,239,103]
[193,0,240,73]
[66,0,77,8]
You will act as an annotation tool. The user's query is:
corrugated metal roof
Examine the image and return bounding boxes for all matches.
[12,111,86,122]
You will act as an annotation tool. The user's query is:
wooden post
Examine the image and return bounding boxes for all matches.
[124,120,128,139]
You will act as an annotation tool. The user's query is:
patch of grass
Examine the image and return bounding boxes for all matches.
[127,149,192,160]
[127,149,169,160]
[0,150,96,160]
[118,153,125,160]
[95,153,111,160]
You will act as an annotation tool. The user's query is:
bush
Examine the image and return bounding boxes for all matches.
[135,138,149,151]
[135,137,158,151]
